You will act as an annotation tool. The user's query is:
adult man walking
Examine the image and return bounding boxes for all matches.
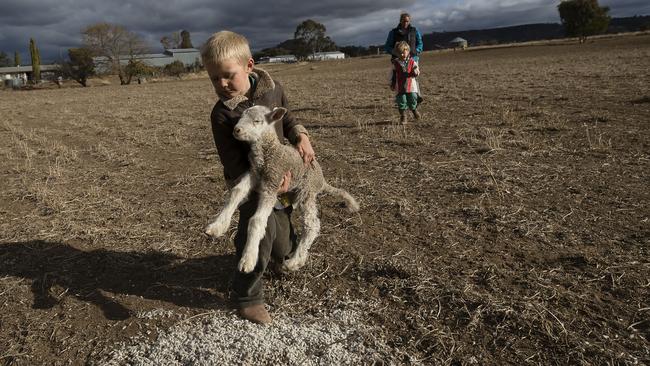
[385,12,425,106]
[384,12,423,62]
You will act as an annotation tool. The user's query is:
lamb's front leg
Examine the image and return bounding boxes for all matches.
[238,193,277,273]
[205,173,252,238]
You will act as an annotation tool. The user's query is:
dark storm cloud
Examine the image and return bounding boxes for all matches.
[0,0,413,61]
[602,0,650,16]
[0,0,648,63]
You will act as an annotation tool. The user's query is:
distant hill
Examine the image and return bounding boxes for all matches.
[422,15,650,49]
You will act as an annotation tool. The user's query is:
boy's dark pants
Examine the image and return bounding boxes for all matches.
[232,194,297,307]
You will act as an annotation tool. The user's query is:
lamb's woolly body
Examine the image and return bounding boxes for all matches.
[206,105,358,273]
[249,132,325,204]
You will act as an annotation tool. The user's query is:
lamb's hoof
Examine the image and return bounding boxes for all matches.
[205,220,228,238]
[347,201,360,213]
[282,255,307,272]
[238,255,257,273]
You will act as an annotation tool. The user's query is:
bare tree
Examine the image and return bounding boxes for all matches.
[82,23,149,85]
[160,31,181,50]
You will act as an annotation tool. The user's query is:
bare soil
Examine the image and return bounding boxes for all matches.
[1,34,649,365]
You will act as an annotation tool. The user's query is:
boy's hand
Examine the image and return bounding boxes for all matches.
[278,171,291,194]
[296,133,315,166]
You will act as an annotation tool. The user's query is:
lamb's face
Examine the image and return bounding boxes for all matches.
[233,105,287,142]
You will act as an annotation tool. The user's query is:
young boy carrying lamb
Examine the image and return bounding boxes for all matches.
[201,31,315,325]
[390,41,421,125]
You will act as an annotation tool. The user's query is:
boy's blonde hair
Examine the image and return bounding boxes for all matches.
[201,31,252,66]
[394,41,410,54]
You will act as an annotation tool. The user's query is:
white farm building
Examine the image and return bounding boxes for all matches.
[1,64,60,88]
[449,37,468,50]
[308,51,345,61]
[258,55,297,64]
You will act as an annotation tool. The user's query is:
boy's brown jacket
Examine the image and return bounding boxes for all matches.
[210,67,308,185]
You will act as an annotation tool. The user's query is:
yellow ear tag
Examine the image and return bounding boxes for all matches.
[278,194,291,207]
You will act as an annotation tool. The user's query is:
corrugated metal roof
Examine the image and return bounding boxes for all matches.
[137,53,169,59]
[93,53,169,62]
[166,48,200,53]
[0,65,59,73]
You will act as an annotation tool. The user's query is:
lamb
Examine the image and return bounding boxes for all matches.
[205,105,359,273]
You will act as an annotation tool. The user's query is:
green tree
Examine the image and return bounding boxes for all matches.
[294,19,337,60]
[82,22,149,85]
[124,59,155,84]
[179,30,194,48]
[0,51,11,67]
[558,0,611,43]
[14,51,21,66]
[164,60,185,78]
[29,38,41,82]
[320,36,338,52]
[60,47,95,87]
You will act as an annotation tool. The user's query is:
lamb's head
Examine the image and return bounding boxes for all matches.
[233,105,287,142]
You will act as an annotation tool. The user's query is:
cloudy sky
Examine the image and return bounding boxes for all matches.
[1,0,649,63]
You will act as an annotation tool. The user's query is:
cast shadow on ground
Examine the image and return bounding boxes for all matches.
[0,240,235,320]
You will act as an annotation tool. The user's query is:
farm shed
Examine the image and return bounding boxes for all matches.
[92,48,201,73]
[0,65,60,87]
[449,37,468,50]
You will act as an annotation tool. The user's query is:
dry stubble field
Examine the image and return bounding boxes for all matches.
[1,34,649,365]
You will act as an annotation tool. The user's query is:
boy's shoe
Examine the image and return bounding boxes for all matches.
[399,109,408,125]
[412,109,421,120]
[239,304,272,325]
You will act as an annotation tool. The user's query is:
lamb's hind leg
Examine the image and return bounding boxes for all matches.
[283,193,320,272]
[239,193,277,273]
[205,173,252,238]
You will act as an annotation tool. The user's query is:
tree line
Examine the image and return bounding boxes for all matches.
[66,24,198,86]
[1,25,197,87]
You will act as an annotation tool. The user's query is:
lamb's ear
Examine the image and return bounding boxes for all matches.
[266,107,287,124]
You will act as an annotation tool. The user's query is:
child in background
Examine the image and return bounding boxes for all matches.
[390,41,421,125]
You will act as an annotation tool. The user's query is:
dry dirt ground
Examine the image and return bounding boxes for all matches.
[1,34,649,365]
